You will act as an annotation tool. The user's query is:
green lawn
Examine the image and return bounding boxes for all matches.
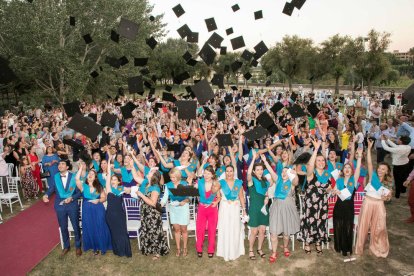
[30,194,414,276]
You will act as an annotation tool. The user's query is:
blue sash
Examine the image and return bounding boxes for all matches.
[371,172,383,191]
[336,176,356,200]
[220,179,243,201]
[252,176,269,196]
[216,166,226,177]
[301,164,308,191]
[166,180,188,202]
[140,182,160,195]
[121,167,135,186]
[327,161,343,174]
[174,159,196,178]
[97,171,113,187]
[198,178,217,204]
[276,161,292,175]
[139,179,149,194]
[160,157,172,172]
[114,160,121,169]
[275,177,292,200]
[315,169,330,184]
[353,160,367,177]
[92,160,100,171]
[111,185,124,197]
[82,183,100,200]
[54,172,76,199]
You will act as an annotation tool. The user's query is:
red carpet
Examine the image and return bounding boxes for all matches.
[0,196,59,276]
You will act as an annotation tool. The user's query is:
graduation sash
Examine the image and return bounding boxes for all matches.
[315,169,330,184]
[92,160,100,172]
[198,178,217,204]
[166,180,188,202]
[121,167,134,183]
[98,171,113,187]
[371,172,383,191]
[275,177,292,200]
[139,179,149,194]
[276,160,292,175]
[220,179,243,201]
[54,173,76,199]
[336,176,356,200]
[82,183,100,200]
[111,185,124,197]
[252,176,269,196]
[327,161,343,174]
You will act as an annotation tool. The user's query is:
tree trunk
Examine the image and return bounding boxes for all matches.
[311,80,315,92]
[335,76,340,95]
[368,79,373,96]
[288,78,292,91]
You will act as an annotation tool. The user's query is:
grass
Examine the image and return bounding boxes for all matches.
[28,192,414,276]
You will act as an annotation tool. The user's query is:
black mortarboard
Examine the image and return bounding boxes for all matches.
[69,16,75,26]
[254,10,263,20]
[100,111,117,128]
[67,113,103,140]
[205,17,217,32]
[231,4,240,12]
[231,85,238,91]
[167,143,181,152]
[118,18,139,40]
[206,32,223,49]
[257,111,274,129]
[177,24,192,39]
[244,72,252,80]
[173,71,191,85]
[402,83,414,101]
[307,102,320,118]
[63,138,85,150]
[88,113,97,122]
[220,47,227,55]
[225,94,233,104]
[217,134,233,147]
[242,89,250,97]
[231,36,245,50]
[290,92,298,102]
[283,2,295,16]
[146,37,158,49]
[176,100,197,120]
[241,50,253,61]
[211,74,225,89]
[172,4,185,18]
[134,57,148,67]
[185,86,193,93]
[192,79,214,105]
[165,85,173,92]
[63,102,82,117]
[187,59,198,66]
[151,75,157,82]
[270,102,284,116]
[231,60,243,72]
[218,101,226,109]
[235,106,241,112]
[266,70,273,77]
[120,104,133,119]
[119,56,129,66]
[251,59,259,67]
[287,104,306,118]
[128,76,144,94]
[187,32,199,43]
[162,92,176,103]
[217,109,226,121]
[267,124,279,136]
[105,56,121,69]
[265,80,271,86]
[90,71,99,78]
[110,30,119,43]
[254,41,269,59]
[140,67,150,75]
[149,15,155,22]
[169,187,199,197]
[198,43,216,66]
[182,51,192,61]
[126,101,137,110]
[243,126,269,141]
[144,81,152,89]
[226,28,234,36]
[83,34,93,44]
[292,0,306,9]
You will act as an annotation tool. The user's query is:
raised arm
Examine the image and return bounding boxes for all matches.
[260,154,277,183]
[367,139,374,181]
[306,139,322,179]
[75,163,84,192]
[105,156,112,194]
[353,147,363,183]
[157,150,174,169]
[247,150,257,183]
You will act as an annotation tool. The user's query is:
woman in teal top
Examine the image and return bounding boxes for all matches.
[97,159,113,187]
[157,149,196,181]
[75,164,112,255]
[246,152,277,260]
[136,170,169,259]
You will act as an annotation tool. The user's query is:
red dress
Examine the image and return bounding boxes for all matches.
[29,153,42,191]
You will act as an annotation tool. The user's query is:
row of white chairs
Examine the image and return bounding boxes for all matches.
[0,177,24,214]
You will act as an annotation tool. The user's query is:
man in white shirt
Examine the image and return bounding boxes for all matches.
[381,135,411,198]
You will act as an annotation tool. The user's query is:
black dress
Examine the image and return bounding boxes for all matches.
[333,195,354,256]
[105,193,132,257]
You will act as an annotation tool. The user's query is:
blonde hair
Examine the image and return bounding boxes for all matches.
[169,167,182,180]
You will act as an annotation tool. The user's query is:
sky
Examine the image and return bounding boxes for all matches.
[148,0,414,53]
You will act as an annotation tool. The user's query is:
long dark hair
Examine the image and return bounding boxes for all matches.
[150,171,162,187]
[252,162,265,179]
[204,165,217,180]
[87,170,102,193]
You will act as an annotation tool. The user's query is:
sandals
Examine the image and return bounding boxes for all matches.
[152,254,160,260]
[208,253,214,258]
[304,245,311,254]
[269,252,278,263]
[283,247,291,257]
[249,250,256,260]
[93,251,100,256]
[182,248,188,257]
[176,249,181,257]
[315,243,323,255]
[257,249,266,258]
[197,252,203,258]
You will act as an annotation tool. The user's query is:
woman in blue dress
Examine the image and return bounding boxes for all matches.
[105,158,132,257]
[41,146,60,188]
[75,163,112,255]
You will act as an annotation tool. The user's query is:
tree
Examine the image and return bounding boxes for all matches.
[261,35,313,91]
[386,69,400,85]
[213,52,240,85]
[354,30,392,95]
[306,46,329,92]
[0,0,164,105]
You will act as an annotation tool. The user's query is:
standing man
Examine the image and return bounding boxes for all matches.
[43,160,82,256]
[370,101,382,124]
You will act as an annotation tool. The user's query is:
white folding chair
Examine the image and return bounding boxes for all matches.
[161,205,172,248]
[326,195,337,249]
[0,177,24,213]
[0,211,2,223]
[6,163,14,177]
[39,163,49,190]
[59,199,83,249]
[187,197,197,241]
[123,198,141,249]
[353,191,366,246]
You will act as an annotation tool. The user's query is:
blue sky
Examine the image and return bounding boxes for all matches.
[149,0,414,52]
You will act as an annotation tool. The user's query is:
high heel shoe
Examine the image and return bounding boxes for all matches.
[257,249,266,258]
[283,247,291,257]
[304,245,311,254]
[315,243,323,255]
[269,252,278,263]
[248,250,256,260]
[182,248,188,257]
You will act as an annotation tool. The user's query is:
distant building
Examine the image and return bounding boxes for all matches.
[392,50,413,63]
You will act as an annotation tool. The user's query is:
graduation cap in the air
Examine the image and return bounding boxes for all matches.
[220,47,227,55]
[110,30,119,43]
[63,138,85,151]
[243,126,269,141]
[254,41,269,59]
[105,56,121,69]
[231,60,243,72]
[254,10,263,20]
[67,113,104,140]
[83,34,93,44]
[307,102,320,118]
[267,124,279,136]
[128,76,144,94]
[198,43,216,66]
[287,104,307,118]
[231,4,240,12]
[266,70,273,77]
[172,4,185,18]
[265,80,271,87]
[146,37,158,49]
[292,0,306,9]
[283,2,295,16]
[402,83,414,102]
[226,28,234,36]
[187,59,198,66]
[192,79,214,105]
[217,134,233,147]
[244,72,252,80]
[256,111,274,129]
[165,85,173,92]
[162,92,176,103]
[118,18,139,40]
[242,89,250,97]
[241,50,253,61]
[173,71,191,85]
[119,56,129,66]
[100,111,117,128]
[69,16,75,26]
[231,36,245,50]
[182,51,192,61]
[206,32,223,49]
[270,102,284,116]
[177,24,192,39]
[187,32,199,43]
[63,101,82,117]
[134,57,148,67]
[290,92,298,102]
[88,113,97,122]
[217,109,226,122]
[90,71,99,78]
[167,143,181,152]
[225,94,233,104]
[211,74,225,89]
[230,85,238,91]
[176,100,197,120]
[205,17,218,32]
[251,59,259,67]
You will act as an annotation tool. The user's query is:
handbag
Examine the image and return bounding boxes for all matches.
[40,171,51,179]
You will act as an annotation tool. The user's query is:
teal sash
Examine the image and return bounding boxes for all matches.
[275,177,292,200]
[98,171,113,187]
[54,172,76,199]
[220,179,243,201]
[111,185,124,197]
[166,180,188,201]
[327,161,343,174]
[140,180,160,195]
[276,161,292,175]
[82,183,100,200]
[198,178,217,204]
[92,160,100,171]
[315,169,330,184]
[336,176,356,200]
[252,176,269,196]
[371,172,383,191]
[139,179,149,194]
[121,167,133,183]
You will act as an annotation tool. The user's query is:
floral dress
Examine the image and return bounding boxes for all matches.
[297,173,330,244]
[21,167,39,199]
